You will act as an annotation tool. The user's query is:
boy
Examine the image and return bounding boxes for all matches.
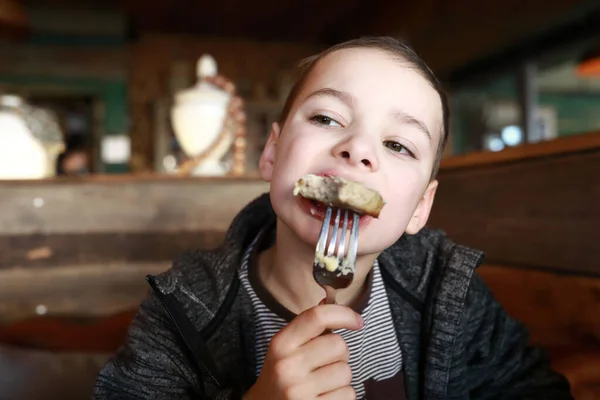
[94,37,572,399]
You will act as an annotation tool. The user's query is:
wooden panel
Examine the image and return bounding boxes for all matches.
[0,346,111,400]
[478,265,600,348]
[479,265,600,399]
[0,263,168,324]
[441,131,600,170]
[0,230,225,269]
[429,135,600,275]
[0,311,136,352]
[345,0,598,74]
[0,175,269,235]
[414,0,599,74]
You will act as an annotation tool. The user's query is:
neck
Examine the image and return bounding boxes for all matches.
[258,219,379,315]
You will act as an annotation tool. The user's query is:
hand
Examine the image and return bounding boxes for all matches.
[244,304,363,400]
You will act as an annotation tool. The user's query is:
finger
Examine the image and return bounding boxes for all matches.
[282,361,353,400]
[295,333,350,371]
[318,384,356,400]
[271,305,363,356]
[311,360,353,396]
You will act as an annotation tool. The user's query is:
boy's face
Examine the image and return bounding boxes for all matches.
[260,48,443,255]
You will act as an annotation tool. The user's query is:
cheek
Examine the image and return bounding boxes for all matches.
[274,130,322,173]
[380,169,427,217]
[269,134,314,203]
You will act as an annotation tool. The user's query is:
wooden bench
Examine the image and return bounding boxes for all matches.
[0,176,268,399]
[429,131,600,399]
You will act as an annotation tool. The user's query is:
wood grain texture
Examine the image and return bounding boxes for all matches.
[478,265,600,400]
[0,263,168,324]
[0,345,111,400]
[430,139,600,275]
[478,265,600,348]
[0,230,226,269]
[0,262,168,323]
[0,312,135,353]
[440,131,600,170]
[0,177,269,235]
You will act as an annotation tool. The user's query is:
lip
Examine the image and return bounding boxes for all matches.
[314,169,360,182]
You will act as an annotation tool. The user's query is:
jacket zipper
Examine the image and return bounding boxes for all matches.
[146,275,222,389]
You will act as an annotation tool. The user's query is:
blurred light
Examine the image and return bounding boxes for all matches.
[484,134,505,152]
[501,125,523,146]
[163,155,177,172]
[101,135,131,164]
[577,47,600,77]
[35,304,48,315]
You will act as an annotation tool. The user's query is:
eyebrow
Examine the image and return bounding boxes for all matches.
[392,109,432,142]
[305,87,355,108]
[305,87,432,142]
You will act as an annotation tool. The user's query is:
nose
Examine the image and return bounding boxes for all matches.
[331,133,379,171]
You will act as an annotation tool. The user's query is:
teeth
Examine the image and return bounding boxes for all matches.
[310,207,317,216]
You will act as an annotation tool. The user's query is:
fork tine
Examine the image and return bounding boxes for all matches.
[343,212,360,268]
[326,208,342,256]
[336,209,349,261]
[316,206,332,256]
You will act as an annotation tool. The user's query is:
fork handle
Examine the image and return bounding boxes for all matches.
[323,286,337,305]
[319,286,337,336]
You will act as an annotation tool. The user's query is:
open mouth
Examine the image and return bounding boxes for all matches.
[299,196,371,228]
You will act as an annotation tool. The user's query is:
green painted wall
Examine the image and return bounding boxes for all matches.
[0,75,129,173]
[539,93,600,136]
[0,75,128,135]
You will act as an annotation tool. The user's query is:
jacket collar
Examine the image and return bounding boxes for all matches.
[225,193,484,303]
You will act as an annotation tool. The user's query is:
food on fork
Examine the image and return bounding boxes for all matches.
[316,253,340,272]
[293,173,385,218]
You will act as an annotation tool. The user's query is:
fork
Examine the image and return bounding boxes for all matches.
[313,206,360,305]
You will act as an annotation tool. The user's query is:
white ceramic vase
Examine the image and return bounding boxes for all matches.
[0,95,47,180]
[171,54,234,176]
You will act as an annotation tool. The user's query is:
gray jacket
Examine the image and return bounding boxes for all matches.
[94,193,572,399]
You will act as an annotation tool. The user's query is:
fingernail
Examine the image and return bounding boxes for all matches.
[357,315,364,329]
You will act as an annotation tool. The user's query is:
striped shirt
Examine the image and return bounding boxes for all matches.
[238,230,405,399]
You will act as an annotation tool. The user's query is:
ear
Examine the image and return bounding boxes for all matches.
[405,179,439,235]
[259,122,281,182]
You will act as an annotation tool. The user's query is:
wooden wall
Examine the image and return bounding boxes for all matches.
[430,131,600,276]
[0,176,269,323]
[429,132,600,345]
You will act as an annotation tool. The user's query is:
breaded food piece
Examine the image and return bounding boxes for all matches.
[293,174,385,218]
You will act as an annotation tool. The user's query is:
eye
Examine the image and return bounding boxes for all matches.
[309,114,342,127]
[384,140,416,158]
